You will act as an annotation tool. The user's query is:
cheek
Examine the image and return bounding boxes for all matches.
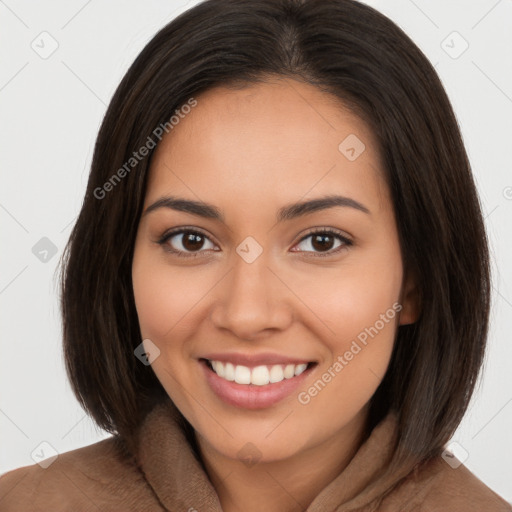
[295,282,400,431]
[290,246,401,405]
[132,249,209,341]
[306,251,401,413]
[291,251,402,342]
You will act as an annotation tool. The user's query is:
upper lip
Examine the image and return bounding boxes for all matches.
[200,352,316,368]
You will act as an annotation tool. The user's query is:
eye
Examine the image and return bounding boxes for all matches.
[157,228,217,258]
[292,228,352,257]
[156,227,352,259]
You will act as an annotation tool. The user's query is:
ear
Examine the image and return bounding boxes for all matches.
[398,269,420,325]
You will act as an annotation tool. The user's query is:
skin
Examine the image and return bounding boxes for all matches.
[132,77,419,512]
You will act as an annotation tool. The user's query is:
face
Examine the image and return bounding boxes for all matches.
[132,78,417,463]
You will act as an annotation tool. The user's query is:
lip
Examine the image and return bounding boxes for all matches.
[199,359,317,410]
[199,352,315,368]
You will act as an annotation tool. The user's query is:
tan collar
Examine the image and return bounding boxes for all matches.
[136,399,414,511]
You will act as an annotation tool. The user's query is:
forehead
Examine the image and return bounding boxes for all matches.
[145,78,389,216]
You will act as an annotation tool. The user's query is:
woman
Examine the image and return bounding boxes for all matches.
[1,0,510,510]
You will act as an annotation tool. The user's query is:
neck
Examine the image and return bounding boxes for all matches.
[194,406,370,512]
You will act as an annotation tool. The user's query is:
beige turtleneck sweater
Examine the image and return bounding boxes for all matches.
[0,399,510,511]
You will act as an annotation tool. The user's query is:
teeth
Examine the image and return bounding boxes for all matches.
[208,360,311,385]
[269,365,283,383]
[224,362,235,381]
[234,365,251,384]
[294,363,307,376]
[251,366,269,386]
[283,364,296,379]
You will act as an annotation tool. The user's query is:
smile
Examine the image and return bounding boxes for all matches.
[206,359,312,386]
[199,358,318,409]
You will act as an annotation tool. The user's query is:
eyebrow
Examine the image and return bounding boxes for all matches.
[142,194,370,222]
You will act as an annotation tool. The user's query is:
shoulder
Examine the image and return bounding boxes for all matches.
[0,436,163,512]
[381,454,512,511]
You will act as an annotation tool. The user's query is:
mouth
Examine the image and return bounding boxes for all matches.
[199,358,318,409]
[201,358,317,385]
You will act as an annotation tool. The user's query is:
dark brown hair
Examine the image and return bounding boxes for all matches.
[59,0,491,475]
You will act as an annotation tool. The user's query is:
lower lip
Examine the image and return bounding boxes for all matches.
[199,359,316,410]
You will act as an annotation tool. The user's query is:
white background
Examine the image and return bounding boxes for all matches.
[1,0,511,502]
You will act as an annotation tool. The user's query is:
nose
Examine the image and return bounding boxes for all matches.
[210,251,293,340]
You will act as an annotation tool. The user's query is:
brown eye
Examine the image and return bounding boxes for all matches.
[181,232,206,251]
[158,229,217,257]
[311,233,336,252]
[293,229,352,256]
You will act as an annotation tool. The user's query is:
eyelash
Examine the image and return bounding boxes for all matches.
[156,226,353,259]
